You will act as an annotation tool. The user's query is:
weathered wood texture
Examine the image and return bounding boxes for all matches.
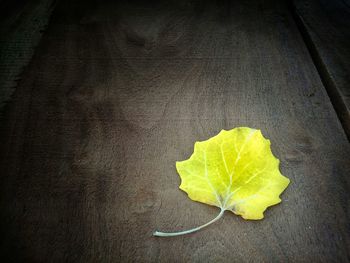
[293,0,350,138]
[0,0,55,112]
[0,0,349,262]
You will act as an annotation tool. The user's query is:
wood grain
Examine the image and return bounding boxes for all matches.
[293,0,350,138]
[0,0,55,112]
[0,0,349,262]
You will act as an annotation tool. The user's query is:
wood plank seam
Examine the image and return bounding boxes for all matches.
[289,0,350,141]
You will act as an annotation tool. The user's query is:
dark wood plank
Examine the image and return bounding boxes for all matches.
[0,0,55,112]
[293,0,350,138]
[0,0,349,262]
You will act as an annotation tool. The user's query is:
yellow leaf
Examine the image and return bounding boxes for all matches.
[154,127,290,237]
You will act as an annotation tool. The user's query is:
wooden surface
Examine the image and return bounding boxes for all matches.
[0,0,349,262]
[0,0,55,111]
[293,0,350,138]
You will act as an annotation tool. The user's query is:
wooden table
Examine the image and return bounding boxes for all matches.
[293,0,350,139]
[0,0,349,262]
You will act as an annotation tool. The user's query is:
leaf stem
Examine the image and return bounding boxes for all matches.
[153,208,225,237]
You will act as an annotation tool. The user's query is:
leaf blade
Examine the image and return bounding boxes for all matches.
[177,127,290,220]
